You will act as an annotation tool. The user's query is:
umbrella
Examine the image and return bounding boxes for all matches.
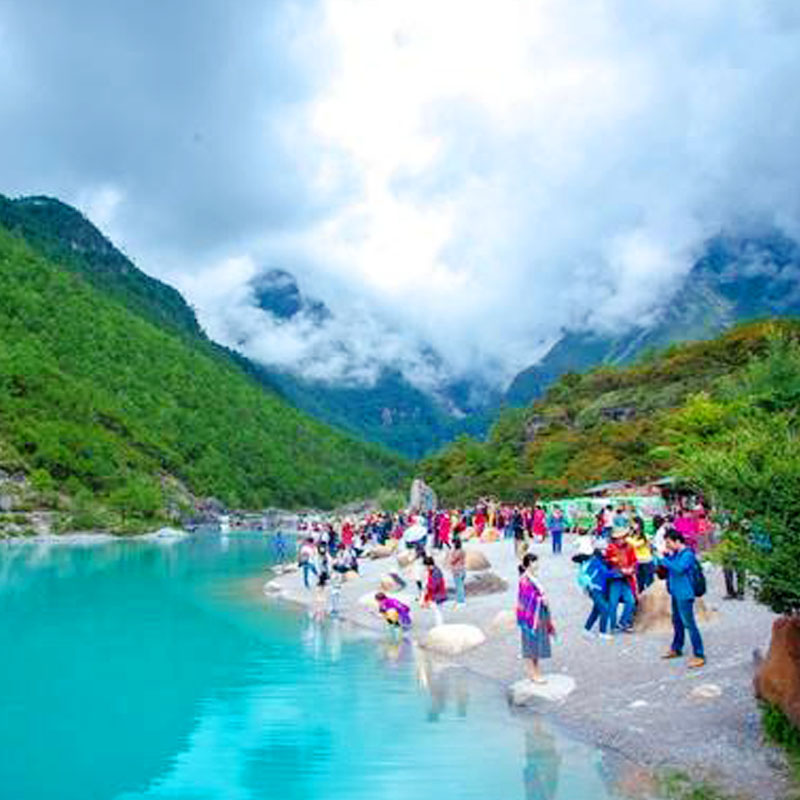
[403,522,428,544]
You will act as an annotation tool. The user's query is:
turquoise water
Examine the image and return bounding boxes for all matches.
[0,532,626,800]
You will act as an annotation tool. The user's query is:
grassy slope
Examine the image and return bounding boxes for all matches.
[0,227,409,522]
[421,320,800,504]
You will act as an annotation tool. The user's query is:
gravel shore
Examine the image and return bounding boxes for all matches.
[266,536,792,800]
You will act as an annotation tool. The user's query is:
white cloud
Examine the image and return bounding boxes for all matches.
[3,0,800,390]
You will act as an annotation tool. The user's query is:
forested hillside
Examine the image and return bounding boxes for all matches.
[0,226,409,532]
[421,320,800,504]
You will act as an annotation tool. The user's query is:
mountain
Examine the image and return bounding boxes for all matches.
[505,232,800,407]
[250,268,332,325]
[0,199,409,532]
[422,319,800,505]
[238,267,499,457]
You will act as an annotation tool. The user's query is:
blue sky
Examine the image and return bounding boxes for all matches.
[2,0,799,389]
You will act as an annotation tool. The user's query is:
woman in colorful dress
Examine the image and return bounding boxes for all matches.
[517,554,555,684]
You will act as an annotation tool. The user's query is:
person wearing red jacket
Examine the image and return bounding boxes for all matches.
[605,527,638,633]
[423,556,447,626]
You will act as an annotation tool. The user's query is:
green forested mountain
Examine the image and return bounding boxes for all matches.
[0,223,409,532]
[505,232,800,407]
[422,320,800,504]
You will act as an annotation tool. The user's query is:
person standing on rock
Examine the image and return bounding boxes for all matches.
[517,554,555,684]
[422,555,447,626]
[659,530,706,668]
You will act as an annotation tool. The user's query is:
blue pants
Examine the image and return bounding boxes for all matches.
[671,597,705,658]
[301,562,317,589]
[608,579,635,630]
[584,589,609,634]
[454,572,466,604]
[551,531,563,554]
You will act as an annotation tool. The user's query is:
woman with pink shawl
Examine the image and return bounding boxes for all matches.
[517,554,555,683]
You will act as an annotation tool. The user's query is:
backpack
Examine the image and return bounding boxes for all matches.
[576,561,594,595]
[691,556,707,598]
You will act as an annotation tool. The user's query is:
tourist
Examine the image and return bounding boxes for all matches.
[516,553,555,684]
[447,535,467,606]
[412,544,426,600]
[602,505,614,538]
[605,527,637,633]
[298,538,318,589]
[548,506,566,555]
[514,518,529,561]
[422,555,447,626]
[581,548,613,639]
[571,527,595,563]
[658,530,706,668]
[375,592,412,632]
[628,526,655,593]
[532,504,547,543]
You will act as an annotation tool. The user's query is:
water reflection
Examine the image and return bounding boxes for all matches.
[523,719,562,800]
[0,534,631,800]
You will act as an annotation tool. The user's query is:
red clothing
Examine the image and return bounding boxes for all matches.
[437,514,451,545]
[424,566,448,604]
[605,540,638,596]
[341,522,354,548]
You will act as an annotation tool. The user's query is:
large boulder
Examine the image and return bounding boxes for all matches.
[754,617,800,729]
[633,579,715,633]
[464,549,491,571]
[423,624,486,656]
[465,571,509,597]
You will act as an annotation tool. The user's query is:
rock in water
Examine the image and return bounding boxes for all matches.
[508,675,576,705]
[464,550,491,571]
[754,616,800,729]
[423,624,486,656]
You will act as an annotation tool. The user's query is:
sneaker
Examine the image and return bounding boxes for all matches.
[599,633,613,641]
[688,657,706,669]
[661,650,682,659]
[581,629,596,640]
[621,625,635,634]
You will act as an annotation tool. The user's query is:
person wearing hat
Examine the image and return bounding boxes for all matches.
[605,526,638,633]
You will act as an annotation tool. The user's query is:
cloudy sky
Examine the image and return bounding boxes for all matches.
[2,0,800,390]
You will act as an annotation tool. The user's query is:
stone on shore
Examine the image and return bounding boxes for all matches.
[488,609,516,635]
[508,675,576,705]
[634,579,715,633]
[396,549,416,568]
[754,616,800,729]
[379,572,406,593]
[465,571,508,597]
[464,549,491,571]
[369,541,398,559]
[423,623,486,656]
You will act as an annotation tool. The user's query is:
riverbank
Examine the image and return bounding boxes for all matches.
[0,527,189,545]
[265,537,791,800]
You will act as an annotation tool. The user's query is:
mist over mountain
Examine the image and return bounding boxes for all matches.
[506,231,800,406]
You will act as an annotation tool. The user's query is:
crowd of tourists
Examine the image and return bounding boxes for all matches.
[293,495,723,682]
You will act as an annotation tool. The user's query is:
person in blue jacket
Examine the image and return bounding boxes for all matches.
[582,548,613,639]
[658,530,705,668]
[547,506,566,555]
